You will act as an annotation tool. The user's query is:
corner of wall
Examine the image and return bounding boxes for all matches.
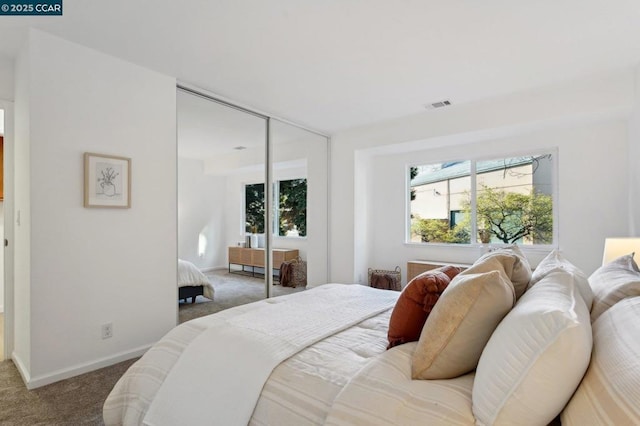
[629,64,640,236]
[12,33,32,377]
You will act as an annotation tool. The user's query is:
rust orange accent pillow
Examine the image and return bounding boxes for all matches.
[387,265,462,349]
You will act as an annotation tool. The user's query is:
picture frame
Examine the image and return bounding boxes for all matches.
[83,152,131,208]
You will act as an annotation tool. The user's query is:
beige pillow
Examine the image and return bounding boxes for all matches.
[473,270,592,426]
[561,297,640,425]
[589,253,640,321]
[411,269,515,380]
[387,265,462,349]
[466,245,532,299]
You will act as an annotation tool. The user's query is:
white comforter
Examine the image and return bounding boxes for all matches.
[178,259,214,300]
[104,284,399,426]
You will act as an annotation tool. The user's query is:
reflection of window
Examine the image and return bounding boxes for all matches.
[245,178,307,237]
[277,179,307,237]
[245,183,265,233]
[409,154,555,246]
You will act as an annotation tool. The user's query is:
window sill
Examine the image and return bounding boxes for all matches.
[403,241,557,253]
[274,236,307,241]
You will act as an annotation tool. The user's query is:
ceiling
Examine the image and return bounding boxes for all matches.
[177,89,324,159]
[1,0,640,134]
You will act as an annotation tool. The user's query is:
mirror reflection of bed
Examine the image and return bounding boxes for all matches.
[177,259,305,323]
[178,259,214,304]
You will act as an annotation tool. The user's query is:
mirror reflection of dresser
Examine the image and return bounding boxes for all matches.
[228,247,299,276]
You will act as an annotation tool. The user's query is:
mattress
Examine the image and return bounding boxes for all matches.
[178,259,214,300]
[104,285,398,425]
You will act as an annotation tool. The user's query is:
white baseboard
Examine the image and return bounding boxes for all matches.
[14,344,151,390]
[11,351,31,386]
[200,265,227,272]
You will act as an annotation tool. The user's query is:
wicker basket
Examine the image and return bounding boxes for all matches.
[280,256,307,288]
[368,266,401,291]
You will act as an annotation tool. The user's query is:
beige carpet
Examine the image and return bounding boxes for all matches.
[179,269,305,322]
[0,270,306,425]
[0,313,4,362]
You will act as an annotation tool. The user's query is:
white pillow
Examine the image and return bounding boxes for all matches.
[561,297,640,425]
[529,249,593,310]
[589,253,640,321]
[472,269,592,426]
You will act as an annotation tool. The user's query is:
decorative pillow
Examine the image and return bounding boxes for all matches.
[411,269,515,380]
[589,253,640,321]
[387,266,462,349]
[467,245,532,299]
[528,249,593,310]
[561,297,640,425]
[472,269,592,426]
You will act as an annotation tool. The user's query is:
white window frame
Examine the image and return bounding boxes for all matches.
[243,178,308,239]
[406,148,559,250]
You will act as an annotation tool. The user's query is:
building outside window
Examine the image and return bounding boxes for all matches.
[409,153,554,246]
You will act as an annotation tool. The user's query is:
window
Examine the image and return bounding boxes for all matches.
[409,153,555,246]
[245,178,307,237]
[245,183,265,233]
[277,178,307,237]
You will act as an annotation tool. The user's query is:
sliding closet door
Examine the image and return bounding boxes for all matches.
[268,120,329,295]
[177,88,268,302]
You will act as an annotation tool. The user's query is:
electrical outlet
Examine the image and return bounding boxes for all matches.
[101,323,113,339]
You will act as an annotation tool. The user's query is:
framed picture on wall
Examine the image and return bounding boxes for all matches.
[83,152,131,208]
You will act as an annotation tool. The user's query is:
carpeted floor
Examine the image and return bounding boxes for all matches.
[0,270,306,425]
[179,269,305,322]
[0,357,137,426]
[1,313,4,362]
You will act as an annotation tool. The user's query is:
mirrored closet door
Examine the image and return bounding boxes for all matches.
[177,88,268,318]
[268,120,328,296]
[177,87,330,316]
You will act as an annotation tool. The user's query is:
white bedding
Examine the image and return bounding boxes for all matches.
[325,342,475,426]
[251,309,394,425]
[104,284,400,426]
[178,259,214,300]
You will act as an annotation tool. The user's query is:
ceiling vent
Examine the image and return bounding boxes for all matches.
[425,99,452,109]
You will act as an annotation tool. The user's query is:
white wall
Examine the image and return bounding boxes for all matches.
[629,65,640,236]
[14,30,177,388]
[13,42,31,374]
[0,54,14,101]
[178,157,227,270]
[331,72,635,284]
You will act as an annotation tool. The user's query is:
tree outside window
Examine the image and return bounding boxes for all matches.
[245,183,265,233]
[278,179,307,237]
[245,178,307,237]
[409,154,554,246]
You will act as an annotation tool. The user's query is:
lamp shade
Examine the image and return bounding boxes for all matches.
[602,238,640,266]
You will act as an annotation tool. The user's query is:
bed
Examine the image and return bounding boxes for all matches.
[178,259,214,303]
[103,284,400,425]
[105,249,640,426]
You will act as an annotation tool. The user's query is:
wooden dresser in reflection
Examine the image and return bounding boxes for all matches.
[228,247,299,276]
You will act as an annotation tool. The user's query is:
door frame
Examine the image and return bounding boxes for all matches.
[1,99,14,360]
